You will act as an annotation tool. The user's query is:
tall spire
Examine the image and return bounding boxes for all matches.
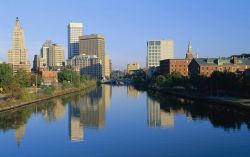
[188,41,192,53]
[16,17,20,26]
[186,41,193,59]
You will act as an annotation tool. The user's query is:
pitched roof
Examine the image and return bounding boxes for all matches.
[193,58,250,66]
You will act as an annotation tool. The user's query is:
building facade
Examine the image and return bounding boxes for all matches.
[104,54,111,79]
[32,55,40,72]
[41,40,65,67]
[160,42,193,76]
[41,71,58,85]
[67,54,102,79]
[8,17,30,73]
[79,34,105,78]
[68,22,83,59]
[189,57,250,76]
[127,63,140,75]
[147,40,174,68]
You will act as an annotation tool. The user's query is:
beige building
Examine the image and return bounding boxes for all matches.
[41,40,65,67]
[147,40,174,68]
[49,43,65,67]
[127,63,140,75]
[67,54,102,79]
[147,96,174,128]
[79,34,105,78]
[8,17,30,73]
[104,54,111,79]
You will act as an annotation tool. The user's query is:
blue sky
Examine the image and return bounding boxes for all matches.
[0,0,250,70]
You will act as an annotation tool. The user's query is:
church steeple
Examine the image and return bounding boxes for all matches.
[186,41,193,59]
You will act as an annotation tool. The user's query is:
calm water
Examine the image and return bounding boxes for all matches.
[0,85,250,157]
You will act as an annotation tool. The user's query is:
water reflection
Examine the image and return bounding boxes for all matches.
[0,85,112,145]
[68,87,107,141]
[148,92,250,130]
[0,85,250,148]
[147,97,174,128]
[127,86,140,97]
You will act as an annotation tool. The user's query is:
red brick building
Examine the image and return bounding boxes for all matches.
[188,57,250,76]
[160,42,193,76]
[41,71,58,85]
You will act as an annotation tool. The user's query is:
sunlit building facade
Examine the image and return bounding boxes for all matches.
[68,22,83,59]
[147,40,174,68]
[8,17,31,73]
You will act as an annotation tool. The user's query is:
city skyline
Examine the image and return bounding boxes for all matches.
[0,0,250,70]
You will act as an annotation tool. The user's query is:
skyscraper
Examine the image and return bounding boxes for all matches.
[41,40,65,67]
[8,17,30,73]
[79,34,105,78]
[68,22,83,59]
[104,54,111,79]
[147,40,174,68]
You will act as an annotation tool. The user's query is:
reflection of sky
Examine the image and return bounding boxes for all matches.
[0,85,250,156]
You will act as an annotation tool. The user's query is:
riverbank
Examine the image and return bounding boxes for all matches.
[147,87,250,110]
[0,81,97,112]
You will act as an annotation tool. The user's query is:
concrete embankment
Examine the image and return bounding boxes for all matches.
[0,85,96,112]
[149,87,250,110]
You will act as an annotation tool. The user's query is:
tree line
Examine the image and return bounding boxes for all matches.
[132,70,250,98]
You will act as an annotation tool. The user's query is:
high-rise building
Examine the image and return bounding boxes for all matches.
[104,54,111,79]
[40,40,52,67]
[68,22,83,59]
[147,40,174,68]
[67,54,102,79]
[127,63,140,75]
[79,34,105,78]
[49,43,65,67]
[32,55,40,72]
[8,17,30,73]
[41,40,65,67]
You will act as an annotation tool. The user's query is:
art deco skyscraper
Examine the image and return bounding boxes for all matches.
[8,17,30,73]
[68,22,83,59]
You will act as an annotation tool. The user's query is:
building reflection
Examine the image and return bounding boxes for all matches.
[147,96,174,128]
[68,85,111,142]
[14,124,26,146]
[43,99,65,122]
[127,86,139,97]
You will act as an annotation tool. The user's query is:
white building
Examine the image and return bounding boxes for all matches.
[68,22,83,59]
[147,40,174,68]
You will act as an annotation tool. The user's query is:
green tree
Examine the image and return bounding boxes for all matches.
[58,70,80,87]
[0,64,15,92]
[15,69,31,88]
[156,75,166,87]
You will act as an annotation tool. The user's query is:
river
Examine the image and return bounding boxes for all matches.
[0,85,250,157]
